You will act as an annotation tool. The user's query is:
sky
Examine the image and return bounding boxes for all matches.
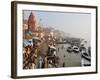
[23,10,91,44]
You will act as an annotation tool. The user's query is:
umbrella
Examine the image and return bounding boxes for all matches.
[32,37,41,40]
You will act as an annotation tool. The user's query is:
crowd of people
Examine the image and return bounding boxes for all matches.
[23,36,60,69]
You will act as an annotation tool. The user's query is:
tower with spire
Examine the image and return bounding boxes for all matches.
[28,12,36,32]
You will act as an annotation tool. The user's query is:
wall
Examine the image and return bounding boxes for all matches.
[0,0,99,80]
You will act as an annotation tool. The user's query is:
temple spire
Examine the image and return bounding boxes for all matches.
[28,12,36,32]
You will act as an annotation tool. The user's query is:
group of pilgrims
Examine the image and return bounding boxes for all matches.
[23,37,60,69]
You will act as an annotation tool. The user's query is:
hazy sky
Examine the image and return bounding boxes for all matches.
[23,10,91,43]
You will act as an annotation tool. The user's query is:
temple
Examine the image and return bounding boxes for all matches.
[28,12,36,32]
